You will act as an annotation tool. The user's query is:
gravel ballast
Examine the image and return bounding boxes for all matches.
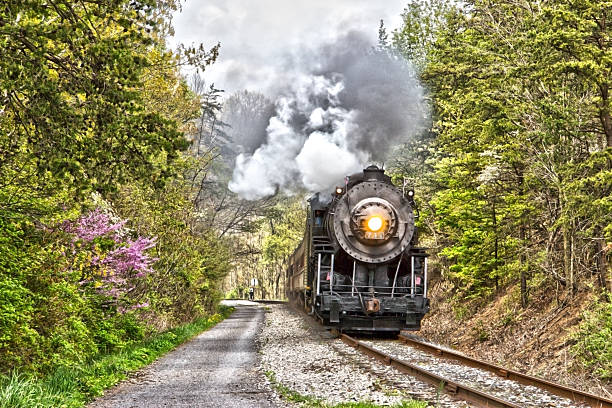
[259,304,466,407]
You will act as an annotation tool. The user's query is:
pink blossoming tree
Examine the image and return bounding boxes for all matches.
[64,208,157,312]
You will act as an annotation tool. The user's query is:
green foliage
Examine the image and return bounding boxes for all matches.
[0,307,233,408]
[572,295,612,380]
[232,196,307,300]
[3,2,163,201]
[0,371,81,408]
[111,158,232,325]
[0,271,38,370]
[391,0,612,304]
[224,287,243,300]
[331,403,427,408]
[473,320,490,342]
[262,198,306,268]
[0,0,230,385]
[452,304,472,321]
[392,0,452,73]
[265,370,318,405]
[0,208,162,373]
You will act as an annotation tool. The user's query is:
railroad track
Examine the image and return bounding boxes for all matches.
[340,333,612,408]
[397,334,612,408]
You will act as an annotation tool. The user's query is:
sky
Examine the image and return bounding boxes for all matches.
[169,0,408,94]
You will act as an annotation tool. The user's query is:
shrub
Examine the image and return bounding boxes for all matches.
[571,294,612,380]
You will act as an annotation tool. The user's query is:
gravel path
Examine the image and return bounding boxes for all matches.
[260,304,467,407]
[89,301,279,408]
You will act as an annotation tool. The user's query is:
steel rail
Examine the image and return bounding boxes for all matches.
[340,334,521,408]
[398,334,612,408]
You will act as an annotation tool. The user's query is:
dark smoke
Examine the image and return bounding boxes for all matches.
[310,31,425,158]
[228,31,428,200]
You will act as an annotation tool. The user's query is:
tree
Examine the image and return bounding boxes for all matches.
[392,0,452,73]
[0,0,219,217]
[393,0,611,305]
[0,0,228,375]
[222,90,275,156]
[261,198,306,299]
[536,0,612,289]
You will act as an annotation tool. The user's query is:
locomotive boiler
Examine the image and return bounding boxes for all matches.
[286,165,429,332]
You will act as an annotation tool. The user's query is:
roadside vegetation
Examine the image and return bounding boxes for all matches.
[0,0,234,403]
[572,293,612,380]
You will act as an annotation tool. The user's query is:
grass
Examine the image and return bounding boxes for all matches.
[0,306,234,408]
[264,371,429,408]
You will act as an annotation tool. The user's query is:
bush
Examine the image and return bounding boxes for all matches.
[571,294,612,380]
[225,287,244,299]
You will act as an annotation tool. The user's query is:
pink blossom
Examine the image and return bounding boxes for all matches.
[131,302,149,309]
[64,208,126,242]
[100,237,157,276]
[65,207,157,312]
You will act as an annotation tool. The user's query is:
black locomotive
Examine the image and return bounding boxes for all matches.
[286,165,429,333]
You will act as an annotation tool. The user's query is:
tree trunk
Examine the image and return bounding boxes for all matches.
[598,238,609,292]
[493,200,499,292]
[563,226,570,295]
[599,85,612,148]
[275,268,281,299]
[520,224,528,308]
[516,170,528,308]
[598,85,612,288]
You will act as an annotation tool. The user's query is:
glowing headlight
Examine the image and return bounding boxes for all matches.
[367,216,383,232]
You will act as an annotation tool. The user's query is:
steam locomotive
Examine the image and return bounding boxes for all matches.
[286,165,429,333]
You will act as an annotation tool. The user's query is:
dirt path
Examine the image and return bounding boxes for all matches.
[89,302,278,408]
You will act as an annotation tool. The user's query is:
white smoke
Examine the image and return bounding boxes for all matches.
[228,31,428,200]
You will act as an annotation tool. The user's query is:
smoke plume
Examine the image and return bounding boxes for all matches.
[228,31,428,200]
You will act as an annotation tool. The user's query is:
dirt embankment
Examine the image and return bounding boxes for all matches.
[418,280,612,399]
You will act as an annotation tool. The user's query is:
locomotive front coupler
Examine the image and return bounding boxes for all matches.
[364,298,381,314]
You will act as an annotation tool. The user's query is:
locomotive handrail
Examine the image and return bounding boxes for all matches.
[330,253,335,295]
[318,283,424,297]
[411,256,415,297]
[391,253,404,297]
[316,253,322,295]
[423,257,428,298]
[351,261,356,296]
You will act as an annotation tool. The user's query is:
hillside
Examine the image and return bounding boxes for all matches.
[420,279,611,398]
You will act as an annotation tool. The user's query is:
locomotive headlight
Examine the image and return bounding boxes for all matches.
[350,197,397,243]
[367,216,383,232]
